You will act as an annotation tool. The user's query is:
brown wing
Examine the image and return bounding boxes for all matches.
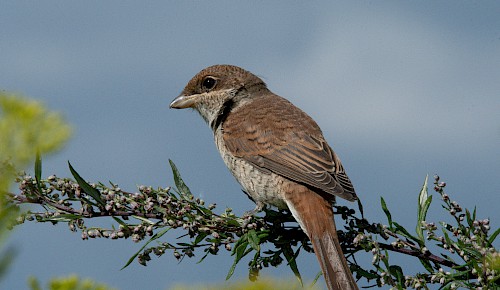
[222,94,357,202]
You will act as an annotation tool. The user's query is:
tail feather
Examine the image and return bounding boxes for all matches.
[285,189,358,290]
[311,224,358,290]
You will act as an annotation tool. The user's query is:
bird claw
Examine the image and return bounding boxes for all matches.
[243,202,266,218]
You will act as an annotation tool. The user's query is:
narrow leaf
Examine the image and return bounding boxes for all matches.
[416,175,430,243]
[461,247,482,260]
[121,227,170,270]
[311,271,322,286]
[282,243,302,285]
[249,250,261,280]
[489,227,500,245]
[112,217,129,228]
[418,257,434,273]
[225,218,241,227]
[257,230,270,239]
[353,266,379,279]
[393,222,423,246]
[225,256,239,280]
[197,250,211,264]
[231,233,248,256]
[169,159,192,197]
[388,265,404,286]
[194,232,208,245]
[132,215,156,225]
[247,230,260,251]
[34,152,43,194]
[441,230,453,247]
[465,209,473,227]
[35,151,42,184]
[226,238,251,280]
[380,197,393,227]
[68,161,105,206]
[356,198,365,218]
[417,175,429,210]
[0,247,16,280]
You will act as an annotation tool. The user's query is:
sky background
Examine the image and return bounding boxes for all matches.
[1,1,499,289]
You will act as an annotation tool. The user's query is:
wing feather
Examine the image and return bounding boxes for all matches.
[222,94,357,202]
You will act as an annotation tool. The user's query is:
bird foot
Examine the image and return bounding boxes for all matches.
[243,202,266,218]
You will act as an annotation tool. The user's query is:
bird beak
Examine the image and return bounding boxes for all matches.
[169,94,197,109]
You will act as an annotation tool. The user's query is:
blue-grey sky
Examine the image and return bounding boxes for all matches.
[1,2,499,289]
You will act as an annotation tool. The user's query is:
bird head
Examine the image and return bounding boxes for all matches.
[169,65,268,126]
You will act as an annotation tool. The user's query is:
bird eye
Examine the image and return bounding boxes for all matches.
[202,77,217,90]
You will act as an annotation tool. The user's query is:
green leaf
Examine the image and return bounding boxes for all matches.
[0,247,16,280]
[488,227,500,245]
[47,213,80,220]
[132,215,156,225]
[441,281,453,290]
[153,205,167,215]
[418,257,434,273]
[281,243,302,285]
[356,198,365,218]
[196,206,213,216]
[112,217,129,228]
[226,235,251,280]
[465,209,473,227]
[176,242,192,247]
[416,175,431,244]
[417,175,429,211]
[388,265,404,287]
[247,230,260,251]
[121,227,170,270]
[194,232,208,245]
[311,271,323,286]
[393,222,422,246]
[196,251,210,264]
[34,151,42,186]
[448,269,472,278]
[439,253,453,262]
[34,152,45,197]
[353,266,379,279]
[225,218,241,227]
[380,197,393,227]
[27,276,42,290]
[248,251,261,282]
[68,161,105,206]
[257,230,270,240]
[381,250,391,268]
[461,247,482,260]
[441,230,455,252]
[231,233,248,255]
[169,159,192,197]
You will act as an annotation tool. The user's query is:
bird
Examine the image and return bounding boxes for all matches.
[169,64,358,290]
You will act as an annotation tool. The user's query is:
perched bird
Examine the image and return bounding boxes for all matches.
[170,65,358,290]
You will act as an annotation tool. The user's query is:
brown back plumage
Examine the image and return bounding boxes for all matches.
[222,93,357,202]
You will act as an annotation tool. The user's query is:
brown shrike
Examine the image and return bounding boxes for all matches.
[170,65,358,290]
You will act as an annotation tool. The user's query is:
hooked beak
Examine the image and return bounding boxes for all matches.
[169,94,197,109]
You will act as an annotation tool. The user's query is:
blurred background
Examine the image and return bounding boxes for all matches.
[1,1,499,289]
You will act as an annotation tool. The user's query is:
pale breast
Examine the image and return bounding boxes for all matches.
[214,128,288,209]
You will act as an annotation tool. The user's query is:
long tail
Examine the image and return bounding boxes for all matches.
[285,189,358,290]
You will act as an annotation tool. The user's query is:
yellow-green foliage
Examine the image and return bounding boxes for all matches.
[0,91,72,233]
[487,252,500,272]
[0,92,72,185]
[170,277,321,290]
[0,92,72,280]
[29,275,116,290]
